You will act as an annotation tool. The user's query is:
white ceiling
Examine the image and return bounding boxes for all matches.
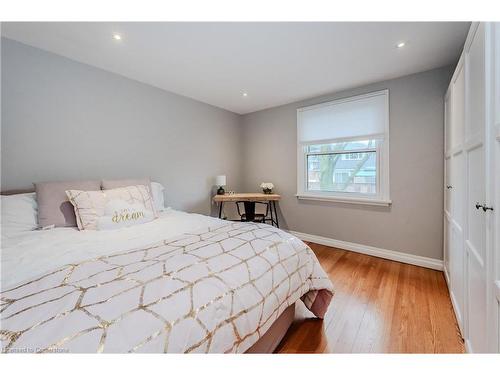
[1,22,469,114]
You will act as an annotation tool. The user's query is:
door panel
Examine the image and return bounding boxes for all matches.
[444,217,451,277]
[445,94,452,154]
[450,224,465,330]
[452,153,465,228]
[452,63,466,149]
[466,145,486,262]
[468,252,488,352]
[466,23,485,142]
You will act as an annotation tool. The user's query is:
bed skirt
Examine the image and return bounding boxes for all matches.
[245,303,295,353]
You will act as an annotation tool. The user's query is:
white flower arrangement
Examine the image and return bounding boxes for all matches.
[260,182,274,193]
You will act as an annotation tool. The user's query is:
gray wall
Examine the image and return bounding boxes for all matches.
[1,38,242,214]
[1,37,453,259]
[241,66,453,260]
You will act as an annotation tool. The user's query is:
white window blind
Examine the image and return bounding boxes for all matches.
[297,90,388,145]
[296,89,391,206]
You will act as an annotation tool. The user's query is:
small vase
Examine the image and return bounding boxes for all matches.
[263,188,272,194]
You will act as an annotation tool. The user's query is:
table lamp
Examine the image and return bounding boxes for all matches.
[215,175,226,195]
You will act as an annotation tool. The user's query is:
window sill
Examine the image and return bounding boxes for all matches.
[295,194,392,206]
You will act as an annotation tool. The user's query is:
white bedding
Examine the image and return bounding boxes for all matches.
[1,213,333,353]
[1,209,220,290]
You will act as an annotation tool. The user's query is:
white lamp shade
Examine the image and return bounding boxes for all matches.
[215,175,226,186]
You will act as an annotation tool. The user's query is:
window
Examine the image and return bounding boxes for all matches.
[296,90,390,205]
[306,141,377,194]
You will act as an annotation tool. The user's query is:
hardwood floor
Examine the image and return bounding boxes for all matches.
[276,243,465,353]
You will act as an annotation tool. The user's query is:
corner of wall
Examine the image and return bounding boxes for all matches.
[237,113,248,190]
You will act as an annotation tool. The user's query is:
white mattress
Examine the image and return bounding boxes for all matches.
[1,209,220,289]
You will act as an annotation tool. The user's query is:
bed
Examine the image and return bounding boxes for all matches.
[1,200,333,353]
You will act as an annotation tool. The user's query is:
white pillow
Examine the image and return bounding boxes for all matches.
[66,185,157,231]
[151,182,166,212]
[1,193,38,236]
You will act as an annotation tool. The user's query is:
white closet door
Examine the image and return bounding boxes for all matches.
[465,22,488,353]
[488,21,499,353]
[449,59,466,333]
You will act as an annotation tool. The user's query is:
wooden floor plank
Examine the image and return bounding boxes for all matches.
[275,243,465,353]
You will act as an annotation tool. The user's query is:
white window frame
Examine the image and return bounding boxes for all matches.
[296,90,391,206]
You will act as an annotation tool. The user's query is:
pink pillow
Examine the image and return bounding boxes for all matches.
[101,178,152,192]
[35,180,101,228]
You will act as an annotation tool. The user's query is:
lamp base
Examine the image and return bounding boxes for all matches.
[217,187,225,195]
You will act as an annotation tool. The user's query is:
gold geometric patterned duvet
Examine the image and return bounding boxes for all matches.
[1,222,333,353]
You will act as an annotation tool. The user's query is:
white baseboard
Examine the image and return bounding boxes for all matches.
[289,230,443,271]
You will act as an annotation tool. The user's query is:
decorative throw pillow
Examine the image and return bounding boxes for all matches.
[35,180,101,228]
[66,185,158,230]
[101,178,166,212]
[151,182,166,212]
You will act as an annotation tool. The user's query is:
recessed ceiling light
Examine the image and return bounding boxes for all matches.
[112,34,122,41]
[242,92,248,97]
[396,42,406,48]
